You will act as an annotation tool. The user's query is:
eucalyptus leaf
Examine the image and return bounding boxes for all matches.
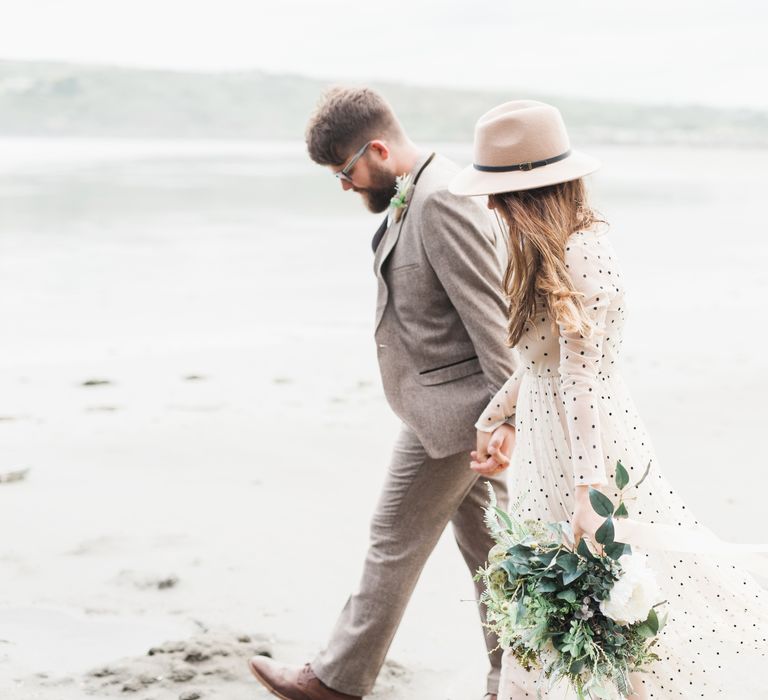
[556,589,577,603]
[577,537,598,562]
[614,501,629,518]
[506,551,529,564]
[500,559,519,579]
[536,549,559,566]
[588,488,615,517]
[615,461,630,490]
[537,580,558,593]
[604,541,630,560]
[507,544,533,557]
[563,568,585,585]
[645,607,660,635]
[595,517,615,545]
[558,552,579,573]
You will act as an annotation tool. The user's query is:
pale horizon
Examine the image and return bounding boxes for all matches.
[3,0,768,109]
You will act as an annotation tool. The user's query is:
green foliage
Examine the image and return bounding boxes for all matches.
[595,517,615,546]
[604,542,632,560]
[478,461,666,699]
[615,461,630,490]
[589,489,614,518]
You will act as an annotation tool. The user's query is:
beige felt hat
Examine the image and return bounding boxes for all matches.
[449,100,600,197]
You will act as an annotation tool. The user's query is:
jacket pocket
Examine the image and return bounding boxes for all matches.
[417,355,482,386]
[390,262,420,273]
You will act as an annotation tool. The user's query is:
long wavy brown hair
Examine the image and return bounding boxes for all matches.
[489,178,606,347]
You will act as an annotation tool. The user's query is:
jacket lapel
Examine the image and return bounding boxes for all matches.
[371,215,389,253]
[373,151,436,332]
[373,151,435,279]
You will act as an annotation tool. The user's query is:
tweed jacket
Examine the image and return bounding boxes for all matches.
[373,151,518,458]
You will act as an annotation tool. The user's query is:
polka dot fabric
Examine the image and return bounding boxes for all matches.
[477,228,768,698]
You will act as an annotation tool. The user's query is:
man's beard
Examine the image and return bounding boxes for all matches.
[354,162,397,213]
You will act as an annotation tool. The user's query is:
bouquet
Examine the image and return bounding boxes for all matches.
[478,461,667,699]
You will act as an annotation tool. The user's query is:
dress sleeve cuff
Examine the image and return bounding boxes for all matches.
[474,412,515,433]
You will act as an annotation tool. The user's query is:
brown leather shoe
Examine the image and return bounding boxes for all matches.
[247,656,362,700]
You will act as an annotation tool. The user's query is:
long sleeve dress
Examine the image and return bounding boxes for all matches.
[477,227,768,698]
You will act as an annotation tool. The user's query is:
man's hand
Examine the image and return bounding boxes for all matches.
[470,424,516,476]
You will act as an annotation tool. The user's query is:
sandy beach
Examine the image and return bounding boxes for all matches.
[1,138,766,699]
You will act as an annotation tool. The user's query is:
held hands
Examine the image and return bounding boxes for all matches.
[470,424,516,476]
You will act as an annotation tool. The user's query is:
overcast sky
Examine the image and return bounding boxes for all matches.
[3,0,767,108]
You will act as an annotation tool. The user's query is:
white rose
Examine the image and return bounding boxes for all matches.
[599,553,660,625]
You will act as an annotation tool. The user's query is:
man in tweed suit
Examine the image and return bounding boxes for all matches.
[249,87,517,700]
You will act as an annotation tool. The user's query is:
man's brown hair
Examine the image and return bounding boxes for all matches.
[305,87,403,166]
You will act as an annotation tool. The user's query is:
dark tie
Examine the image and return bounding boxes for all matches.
[371,215,389,253]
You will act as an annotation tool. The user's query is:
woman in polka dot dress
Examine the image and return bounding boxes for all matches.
[450,100,768,698]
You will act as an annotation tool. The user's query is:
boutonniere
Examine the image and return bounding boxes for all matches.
[389,172,414,223]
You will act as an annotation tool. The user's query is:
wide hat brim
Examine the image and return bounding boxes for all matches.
[449,149,600,197]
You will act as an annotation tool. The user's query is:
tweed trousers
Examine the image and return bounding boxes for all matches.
[312,424,509,696]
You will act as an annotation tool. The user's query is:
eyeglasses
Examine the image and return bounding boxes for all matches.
[335,141,371,183]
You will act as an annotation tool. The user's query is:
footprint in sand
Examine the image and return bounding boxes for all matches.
[81,629,272,698]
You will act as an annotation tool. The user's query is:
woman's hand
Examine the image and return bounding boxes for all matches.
[471,424,516,476]
[572,484,608,545]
